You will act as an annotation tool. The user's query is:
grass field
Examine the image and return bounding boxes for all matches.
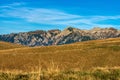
[0,41,25,50]
[0,38,120,80]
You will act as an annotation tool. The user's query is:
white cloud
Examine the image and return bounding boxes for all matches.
[0,2,120,29]
[0,2,25,8]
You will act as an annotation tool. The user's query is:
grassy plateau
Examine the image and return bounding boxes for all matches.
[0,38,120,80]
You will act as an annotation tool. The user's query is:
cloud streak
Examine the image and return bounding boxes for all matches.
[0,2,120,29]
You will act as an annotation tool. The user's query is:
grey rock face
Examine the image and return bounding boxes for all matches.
[0,27,120,46]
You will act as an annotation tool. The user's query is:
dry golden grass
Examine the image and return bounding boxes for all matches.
[0,38,120,79]
[0,41,25,50]
[0,38,120,71]
[0,66,120,80]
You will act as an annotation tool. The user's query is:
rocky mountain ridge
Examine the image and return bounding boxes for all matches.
[0,27,120,46]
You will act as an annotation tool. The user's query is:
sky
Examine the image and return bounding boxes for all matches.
[0,0,120,34]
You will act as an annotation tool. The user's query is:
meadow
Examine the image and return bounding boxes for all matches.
[0,38,120,80]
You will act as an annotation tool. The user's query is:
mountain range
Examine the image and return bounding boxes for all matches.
[0,27,120,46]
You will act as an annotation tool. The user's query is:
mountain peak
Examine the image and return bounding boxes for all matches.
[91,27,102,31]
[108,27,117,31]
[66,27,74,31]
[0,27,120,46]
[64,27,80,32]
[64,27,74,32]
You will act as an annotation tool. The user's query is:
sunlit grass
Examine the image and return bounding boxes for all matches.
[0,38,120,79]
[0,67,120,80]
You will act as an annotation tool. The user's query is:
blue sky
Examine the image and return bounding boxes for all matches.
[0,0,120,34]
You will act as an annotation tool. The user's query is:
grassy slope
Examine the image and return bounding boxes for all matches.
[0,41,25,50]
[0,38,120,80]
[0,38,120,71]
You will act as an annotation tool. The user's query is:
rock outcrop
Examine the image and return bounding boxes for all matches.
[0,27,120,46]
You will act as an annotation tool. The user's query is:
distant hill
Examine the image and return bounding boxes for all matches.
[0,41,25,50]
[0,27,120,46]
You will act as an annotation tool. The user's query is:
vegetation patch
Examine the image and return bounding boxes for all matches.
[0,67,120,80]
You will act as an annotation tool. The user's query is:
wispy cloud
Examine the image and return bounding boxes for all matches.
[0,2,120,29]
[0,2,25,8]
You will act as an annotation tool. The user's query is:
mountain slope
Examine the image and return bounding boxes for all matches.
[0,27,120,46]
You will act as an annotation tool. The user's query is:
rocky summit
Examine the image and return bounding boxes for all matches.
[0,27,120,46]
